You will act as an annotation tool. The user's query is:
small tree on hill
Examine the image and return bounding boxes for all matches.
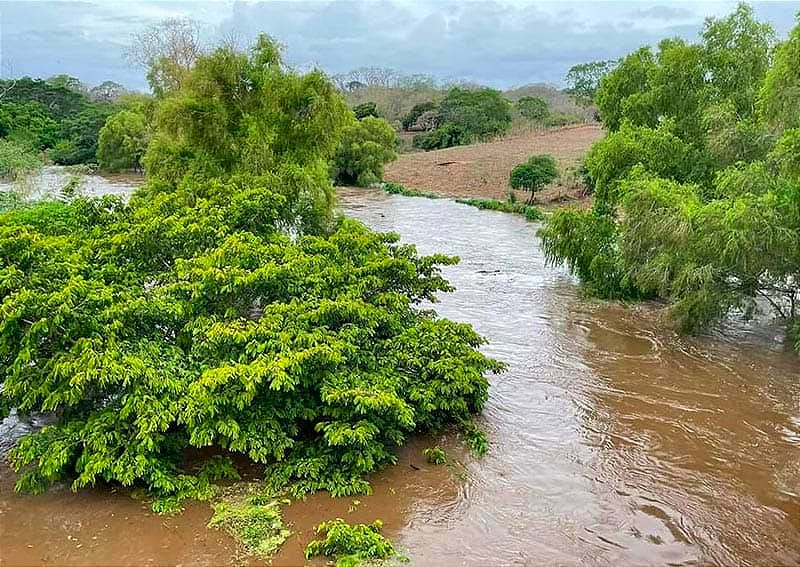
[517,96,548,121]
[509,155,558,203]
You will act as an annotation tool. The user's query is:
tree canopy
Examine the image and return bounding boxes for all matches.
[540,3,800,351]
[0,34,502,511]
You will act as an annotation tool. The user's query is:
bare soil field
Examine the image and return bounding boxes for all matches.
[385,123,603,207]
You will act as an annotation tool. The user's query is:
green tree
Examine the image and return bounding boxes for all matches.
[564,60,617,107]
[509,155,558,204]
[760,13,800,129]
[541,5,800,350]
[142,34,350,234]
[332,116,397,186]
[1,35,504,509]
[352,102,378,119]
[97,110,149,171]
[437,87,512,141]
[516,96,548,121]
[50,104,116,165]
[401,101,437,130]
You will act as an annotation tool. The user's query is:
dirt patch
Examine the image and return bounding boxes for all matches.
[385,123,603,208]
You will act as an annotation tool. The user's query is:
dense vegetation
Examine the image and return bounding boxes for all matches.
[540,4,800,351]
[331,116,397,186]
[0,76,129,167]
[0,36,503,509]
[412,87,512,150]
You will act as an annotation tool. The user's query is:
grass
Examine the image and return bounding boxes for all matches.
[207,483,292,559]
[455,197,544,221]
[381,182,441,199]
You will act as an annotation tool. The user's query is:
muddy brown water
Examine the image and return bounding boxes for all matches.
[1,179,799,566]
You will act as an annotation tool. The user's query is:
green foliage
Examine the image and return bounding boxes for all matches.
[541,4,800,349]
[208,483,291,558]
[381,183,440,199]
[305,519,404,567]
[352,102,379,120]
[509,155,558,203]
[97,109,150,171]
[516,97,548,121]
[423,447,446,464]
[438,87,512,141]
[760,13,800,129]
[542,112,583,128]
[455,198,543,221]
[142,35,350,234]
[332,116,397,186]
[0,102,59,149]
[585,122,705,207]
[412,123,469,151]
[564,60,617,107]
[0,139,42,180]
[401,101,437,130]
[1,36,503,507]
[0,77,121,165]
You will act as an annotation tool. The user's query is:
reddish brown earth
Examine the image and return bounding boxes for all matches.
[385,123,604,207]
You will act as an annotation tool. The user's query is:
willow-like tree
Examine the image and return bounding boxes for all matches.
[540,4,800,350]
[1,35,503,510]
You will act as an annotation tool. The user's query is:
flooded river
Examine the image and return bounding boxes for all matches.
[1,181,799,566]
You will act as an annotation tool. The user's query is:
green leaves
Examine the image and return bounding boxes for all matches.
[305,518,403,567]
[0,173,501,506]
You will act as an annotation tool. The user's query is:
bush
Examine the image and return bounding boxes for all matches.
[332,116,397,186]
[509,155,558,203]
[0,139,42,180]
[97,109,149,171]
[517,96,548,121]
[438,87,511,141]
[305,519,402,567]
[352,102,378,119]
[543,112,582,127]
[401,101,438,130]
[208,483,291,558]
[412,123,470,151]
[423,447,446,464]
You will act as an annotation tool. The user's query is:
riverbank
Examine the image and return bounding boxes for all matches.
[384,123,603,209]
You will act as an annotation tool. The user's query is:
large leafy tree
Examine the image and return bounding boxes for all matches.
[1,35,502,509]
[331,116,397,186]
[540,3,800,349]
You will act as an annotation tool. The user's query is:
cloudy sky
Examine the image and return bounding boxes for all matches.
[1,1,798,91]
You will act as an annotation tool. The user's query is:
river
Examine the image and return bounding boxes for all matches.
[1,178,798,566]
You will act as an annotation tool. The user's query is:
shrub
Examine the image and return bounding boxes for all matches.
[305,519,403,567]
[509,155,558,203]
[423,447,446,464]
[438,87,511,141]
[412,123,470,151]
[0,139,42,180]
[401,101,438,130]
[517,96,548,121]
[543,112,582,127]
[352,102,378,119]
[97,109,149,171]
[208,483,291,558]
[332,116,397,186]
